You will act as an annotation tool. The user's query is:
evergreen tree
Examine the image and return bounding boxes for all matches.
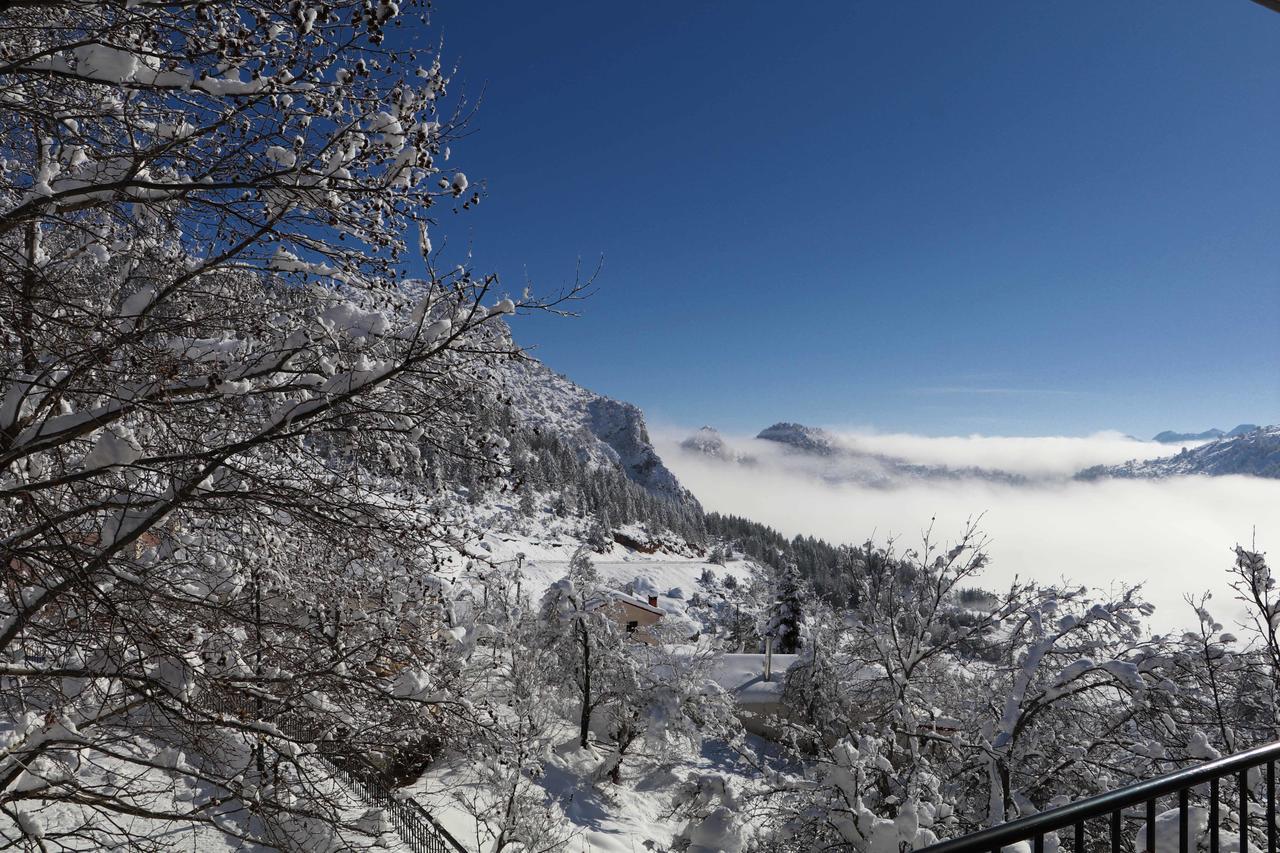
[767,560,807,654]
[590,509,615,551]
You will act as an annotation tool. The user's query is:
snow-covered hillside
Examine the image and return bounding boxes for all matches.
[1079,425,1280,479]
[410,533,774,853]
[457,518,764,625]
[501,355,698,507]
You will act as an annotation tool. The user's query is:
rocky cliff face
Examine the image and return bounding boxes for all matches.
[501,355,696,506]
[585,395,688,499]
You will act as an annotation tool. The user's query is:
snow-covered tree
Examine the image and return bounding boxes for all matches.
[539,574,625,751]
[1227,545,1280,705]
[668,773,749,853]
[0,2,579,847]
[453,591,573,853]
[766,559,807,654]
[751,521,1206,851]
[592,630,740,787]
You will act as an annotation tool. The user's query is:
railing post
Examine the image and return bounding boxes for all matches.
[1269,760,1276,853]
[1244,769,1251,853]
[1211,776,1220,853]
[1179,788,1189,853]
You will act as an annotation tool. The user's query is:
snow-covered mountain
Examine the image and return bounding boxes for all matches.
[501,355,696,507]
[681,425,755,464]
[1079,425,1280,479]
[756,422,842,456]
[1151,424,1259,443]
[682,425,734,459]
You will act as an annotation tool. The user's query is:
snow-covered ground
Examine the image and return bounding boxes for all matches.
[410,730,784,853]
[710,653,799,705]
[397,522,777,852]
[466,522,759,605]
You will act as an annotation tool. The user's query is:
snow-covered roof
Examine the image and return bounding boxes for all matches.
[709,653,801,703]
[709,655,883,705]
[587,588,664,616]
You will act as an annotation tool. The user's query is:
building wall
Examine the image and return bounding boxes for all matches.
[600,600,663,644]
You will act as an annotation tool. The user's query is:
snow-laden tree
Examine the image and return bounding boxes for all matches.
[668,773,750,853]
[0,2,579,847]
[765,558,807,654]
[749,522,1206,852]
[452,577,574,853]
[591,626,740,787]
[1226,545,1280,715]
[538,561,741,786]
[538,569,628,753]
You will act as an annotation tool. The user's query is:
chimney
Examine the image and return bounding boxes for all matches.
[647,594,659,608]
[764,635,773,682]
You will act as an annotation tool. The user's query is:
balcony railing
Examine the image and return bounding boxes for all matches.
[918,740,1280,853]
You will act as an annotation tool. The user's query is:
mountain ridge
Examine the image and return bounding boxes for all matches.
[1152,424,1259,443]
[1080,425,1280,480]
[756,422,841,456]
[679,421,1280,482]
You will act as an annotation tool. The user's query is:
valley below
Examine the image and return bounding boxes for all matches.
[659,425,1280,631]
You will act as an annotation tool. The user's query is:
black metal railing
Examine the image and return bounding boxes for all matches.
[919,740,1280,853]
[323,748,468,853]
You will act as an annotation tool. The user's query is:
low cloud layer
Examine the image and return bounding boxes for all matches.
[817,429,1184,478]
[656,429,1279,632]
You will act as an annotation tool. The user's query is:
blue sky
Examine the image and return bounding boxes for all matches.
[423,1,1279,437]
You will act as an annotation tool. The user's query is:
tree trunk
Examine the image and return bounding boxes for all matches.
[578,623,592,748]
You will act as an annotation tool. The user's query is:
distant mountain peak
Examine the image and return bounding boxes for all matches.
[680,426,757,465]
[756,422,840,455]
[681,426,731,458]
[751,421,1029,485]
[1152,428,1224,443]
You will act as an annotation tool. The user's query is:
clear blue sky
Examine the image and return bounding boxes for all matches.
[423,1,1279,437]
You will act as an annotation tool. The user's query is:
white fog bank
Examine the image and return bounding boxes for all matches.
[656,432,1278,633]
[820,429,1186,477]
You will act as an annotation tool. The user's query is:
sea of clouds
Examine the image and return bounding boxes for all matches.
[655,428,1280,633]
